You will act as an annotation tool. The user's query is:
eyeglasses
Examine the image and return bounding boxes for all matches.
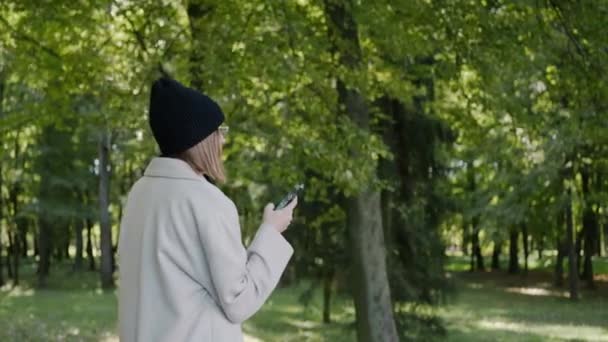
[218,125,229,136]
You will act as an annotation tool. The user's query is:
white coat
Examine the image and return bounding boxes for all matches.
[118,157,294,341]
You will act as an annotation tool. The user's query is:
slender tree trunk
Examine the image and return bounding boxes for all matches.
[566,189,579,300]
[33,225,39,257]
[55,236,64,262]
[491,241,501,270]
[508,228,519,274]
[537,234,544,260]
[0,228,3,287]
[10,134,21,284]
[6,226,13,279]
[37,126,57,288]
[468,164,484,271]
[17,213,27,261]
[474,234,484,271]
[580,166,596,288]
[37,218,51,287]
[554,239,566,287]
[74,218,84,272]
[64,226,70,259]
[99,131,113,289]
[598,173,604,257]
[604,221,608,256]
[187,1,214,91]
[0,74,5,286]
[11,231,19,285]
[521,223,529,275]
[470,226,484,271]
[574,230,583,275]
[324,2,398,340]
[86,216,95,271]
[320,217,335,324]
[462,223,469,256]
[19,221,27,258]
[322,267,334,324]
[597,221,603,257]
[469,223,474,271]
[82,190,96,271]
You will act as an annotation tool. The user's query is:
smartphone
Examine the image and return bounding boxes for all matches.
[275,183,304,210]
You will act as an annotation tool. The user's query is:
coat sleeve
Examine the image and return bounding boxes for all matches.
[194,199,294,324]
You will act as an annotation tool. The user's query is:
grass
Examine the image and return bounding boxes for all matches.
[441,255,608,341]
[242,282,356,341]
[440,272,608,341]
[0,259,116,341]
[0,258,357,341]
[446,252,608,275]
[0,255,606,341]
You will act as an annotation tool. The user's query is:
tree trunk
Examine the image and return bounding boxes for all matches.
[604,221,608,256]
[580,166,596,288]
[491,241,501,270]
[554,239,566,287]
[6,225,13,280]
[566,189,579,300]
[597,222,602,257]
[470,226,484,271]
[322,267,334,324]
[537,234,544,260]
[468,164,484,271]
[469,224,474,271]
[37,126,58,288]
[99,131,114,289]
[0,160,5,287]
[346,193,399,342]
[11,231,19,285]
[187,1,214,91]
[0,73,4,286]
[521,223,529,275]
[320,217,335,325]
[19,220,27,257]
[462,223,469,256]
[33,225,39,257]
[324,2,399,340]
[574,230,583,275]
[55,239,63,262]
[508,228,519,274]
[86,216,95,271]
[74,218,84,272]
[597,172,604,257]
[0,235,4,286]
[15,219,27,277]
[10,134,21,284]
[37,218,51,287]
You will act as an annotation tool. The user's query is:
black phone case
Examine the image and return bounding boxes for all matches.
[275,184,304,209]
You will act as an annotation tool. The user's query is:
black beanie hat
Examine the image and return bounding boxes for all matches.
[148,77,225,156]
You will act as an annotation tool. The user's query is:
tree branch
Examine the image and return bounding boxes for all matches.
[0,15,61,60]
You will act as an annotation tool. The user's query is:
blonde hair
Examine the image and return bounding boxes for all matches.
[177,130,226,183]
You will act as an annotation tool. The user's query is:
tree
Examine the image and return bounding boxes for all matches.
[323,1,398,340]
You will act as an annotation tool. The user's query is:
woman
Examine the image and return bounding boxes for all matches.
[118,77,297,341]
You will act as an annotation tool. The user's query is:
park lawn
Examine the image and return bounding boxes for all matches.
[446,252,608,275]
[0,256,606,341]
[0,258,357,341]
[442,256,608,342]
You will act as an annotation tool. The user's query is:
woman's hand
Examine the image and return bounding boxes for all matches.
[262,197,298,233]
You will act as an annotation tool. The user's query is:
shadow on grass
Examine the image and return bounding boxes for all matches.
[0,259,117,342]
[447,323,593,342]
[244,281,356,342]
[441,269,608,342]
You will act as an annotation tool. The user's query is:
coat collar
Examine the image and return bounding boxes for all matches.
[143,157,206,182]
